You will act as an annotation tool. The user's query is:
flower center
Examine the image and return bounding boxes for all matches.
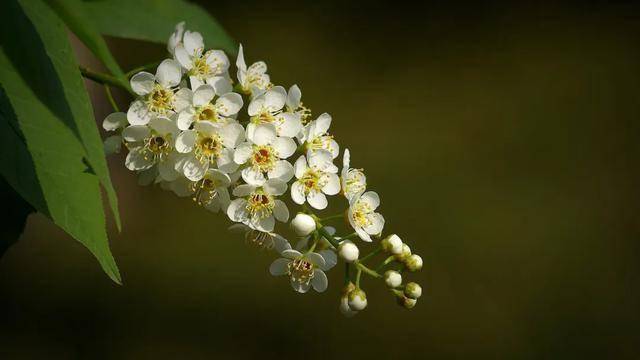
[300,169,325,193]
[246,190,274,219]
[196,105,219,123]
[351,201,373,228]
[147,85,174,114]
[251,109,277,125]
[141,133,172,162]
[190,56,212,79]
[287,258,315,285]
[191,176,220,205]
[251,145,277,172]
[307,134,335,153]
[195,134,222,163]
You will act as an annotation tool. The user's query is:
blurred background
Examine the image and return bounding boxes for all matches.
[2,0,640,358]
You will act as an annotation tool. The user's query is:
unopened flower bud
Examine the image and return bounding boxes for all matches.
[395,244,412,261]
[405,254,423,271]
[404,282,422,299]
[396,296,417,309]
[348,288,368,311]
[290,213,316,236]
[384,270,402,288]
[381,234,403,255]
[340,295,358,317]
[338,240,359,263]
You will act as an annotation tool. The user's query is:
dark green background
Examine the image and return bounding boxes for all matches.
[2,1,640,358]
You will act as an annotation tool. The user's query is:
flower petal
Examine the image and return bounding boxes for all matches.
[322,173,341,195]
[293,155,307,179]
[219,122,245,148]
[263,179,287,196]
[286,84,301,110]
[277,112,302,138]
[175,130,196,153]
[264,86,286,112]
[127,100,151,126]
[360,191,380,210]
[311,269,328,292]
[290,278,311,293]
[233,142,252,164]
[125,148,153,170]
[252,215,275,232]
[267,160,294,183]
[174,44,193,70]
[155,59,182,88]
[273,200,289,222]
[305,252,326,268]
[183,30,204,55]
[103,112,127,131]
[241,167,266,186]
[177,110,195,131]
[250,123,277,146]
[272,136,296,159]
[193,84,215,107]
[291,181,305,205]
[122,125,150,142]
[130,72,155,95]
[182,155,207,181]
[319,250,337,270]
[227,198,249,222]
[216,93,243,116]
[282,249,303,259]
[364,213,385,235]
[174,88,193,113]
[307,191,328,210]
[233,184,256,197]
[269,258,290,276]
[149,116,178,136]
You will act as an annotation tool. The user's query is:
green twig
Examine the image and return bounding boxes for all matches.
[356,261,382,278]
[359,246,382,264]
[104,85,119,112]
[316,224,341,249]
[80,66,133,95]
[320,213,345,222]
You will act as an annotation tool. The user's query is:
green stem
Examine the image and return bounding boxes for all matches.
[355,268,362,288]
[104,85,119,112]
[359,246,382,264]
[80,66,133,95]
[125,60,162,78]
[316,224,341,249]
[320,213,344,222]
[376,255,396,272]
[356,261,382,278]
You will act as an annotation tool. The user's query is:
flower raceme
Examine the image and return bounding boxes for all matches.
[102,22,424,316]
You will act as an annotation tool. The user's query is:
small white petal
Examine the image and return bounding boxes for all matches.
[364,213,385,235]
[122,125,150,142]
[241,167,266,186]
[263,179,287,196]
[125,148,153,170]
[319,250,338,271]
[291,182,305,205]
[227,198,249,223]
[282,249,302,260]
[216,93,243,116]
[267,160,294,183]
[293,155,307,179]
[208,76,233,95]
[305,252,326,268]
[103,112,127,131]
[192,84,215,107]
[250,123,277,146]
[264,86,286,112]
[149,116,178,136]
[155,59,182,88]
[311,269,328,292]
[173,88,193,113]
[286,84,301,110]
[183,30,204,56]
[127,100,151,126]
[183,155,207,181]
[158,158,180,181]
[233,142,252,164]
[322,173,341,195]
[307,191,328,210]
[233,184,256,197]
[277,112,302,138]
[273,200,289,222]
[216,148,239,173]
[269,258,290,276]
[174,44,193,70]
[219,122,245,149]
[252,215,275,232]
[177,110,195,130]
[175,130,196,153]
[130,72,155,96]
[272,137,296,159]
[103,135,122,155]
[360,191,380,210]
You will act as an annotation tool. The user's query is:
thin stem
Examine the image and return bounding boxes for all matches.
[316,224,341,248]
[359,246,382,264]
[356,261,382,278]
[355,268,362,288]
[80,66,133,95]
[376,255,396,272]
[125,60,162,78]
[306,236,318,254]
[104,85,119,112]
[344,263,350,285]
[320,213,344,222]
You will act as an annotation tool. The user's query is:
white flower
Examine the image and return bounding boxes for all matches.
[269,249,336,293]
[341,149,366,201]
[233,123,296,185]
[247,86,302,139]
[299,113,339,159]
[167,22,185,56]
[189,169,231,213]
[174,29,230,89]
[102,112,127,155]
[338,240,359,263]
[236,44,271,95]
[175,84,243,130]
[291,150,340,210]
[175,120,245,180]
[384,270,402,288]
[123,116,181,181]
[128,59,182,126]
[227,178,289,232]
[290,213,316,237]
[285,84,312,125]
[347,191,385,242]
[229,223,291,252]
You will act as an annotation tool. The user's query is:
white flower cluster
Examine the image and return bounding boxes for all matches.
[103,22,423,316]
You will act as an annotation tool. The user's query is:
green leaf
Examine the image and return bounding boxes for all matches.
[46,0,130,91]
[81,0,237,56]
[0,0,122,283]
[0,176,34,258]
